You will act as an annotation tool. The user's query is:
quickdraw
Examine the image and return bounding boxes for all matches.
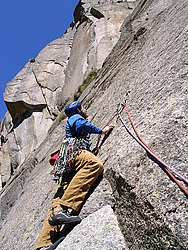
[93,94,126,155]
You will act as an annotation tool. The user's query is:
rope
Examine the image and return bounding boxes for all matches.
[118,114,188,197]
[92,96,126,155]
[92,93,188,197]
[118,96,188,197]
[125,100,188,185]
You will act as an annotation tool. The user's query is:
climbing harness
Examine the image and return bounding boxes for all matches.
[50,138,69,178]
[50,137,88,180]
[50,112,91,180]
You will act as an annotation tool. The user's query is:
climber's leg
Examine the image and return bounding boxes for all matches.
[59,150,103,211]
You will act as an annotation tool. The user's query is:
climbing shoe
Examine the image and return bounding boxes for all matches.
[49,209,81,226]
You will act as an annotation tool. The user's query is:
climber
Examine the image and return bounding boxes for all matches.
[37,100,114,250]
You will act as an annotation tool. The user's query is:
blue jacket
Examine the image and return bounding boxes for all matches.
[65,114,102,150]
[65,114,101,136]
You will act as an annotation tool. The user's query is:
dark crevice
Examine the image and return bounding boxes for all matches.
[12,109,43,129]
[74,1,88,25]
[90,7,104,19]
[10,163,14,175]
[42,70,53,75]
[1,135,5,145]
[105,168,186,250]
[133,27,147,41]
[2,182,6,188]
[32,69,52,115]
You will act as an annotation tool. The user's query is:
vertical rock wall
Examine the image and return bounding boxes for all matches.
[0,0,137,189]
[2,0,187,249]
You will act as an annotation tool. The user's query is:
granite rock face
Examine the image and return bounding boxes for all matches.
[1,0,188,250]
[56,205,128,250]
[1,0,136,188]
[63,0,137,103]
[80,0,188,248]
[3,30,75,123]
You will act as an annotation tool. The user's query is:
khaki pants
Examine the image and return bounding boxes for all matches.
[37,150,103,249]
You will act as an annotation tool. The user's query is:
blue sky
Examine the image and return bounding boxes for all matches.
[0,0,78,122]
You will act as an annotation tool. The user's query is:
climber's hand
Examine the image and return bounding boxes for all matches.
[102,124,115,134]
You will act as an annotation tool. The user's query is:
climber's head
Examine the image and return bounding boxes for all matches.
[65,101,88,119]
[65,101,81,117]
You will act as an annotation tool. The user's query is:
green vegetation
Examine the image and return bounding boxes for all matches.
[63,97,70,109]
[58,113,67,122]
[58,69,99,122]
[74,69,99,100]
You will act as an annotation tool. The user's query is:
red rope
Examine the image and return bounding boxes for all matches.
[96,105,124,155]
[124,101,188,197]
[94,93,188,196]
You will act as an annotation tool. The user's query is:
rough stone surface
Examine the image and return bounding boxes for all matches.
[56,205,128,250]
[0,112,13,188]
[0,109,54,186]
[1,0,136,188]
[1,0,188,250]
[0,141,11,186]
[1,121,64,249]
[79,176,114,218]
[80,0,188,248]
[3,30,75,122]
[64,0,136,97]
[1,120,114,250]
